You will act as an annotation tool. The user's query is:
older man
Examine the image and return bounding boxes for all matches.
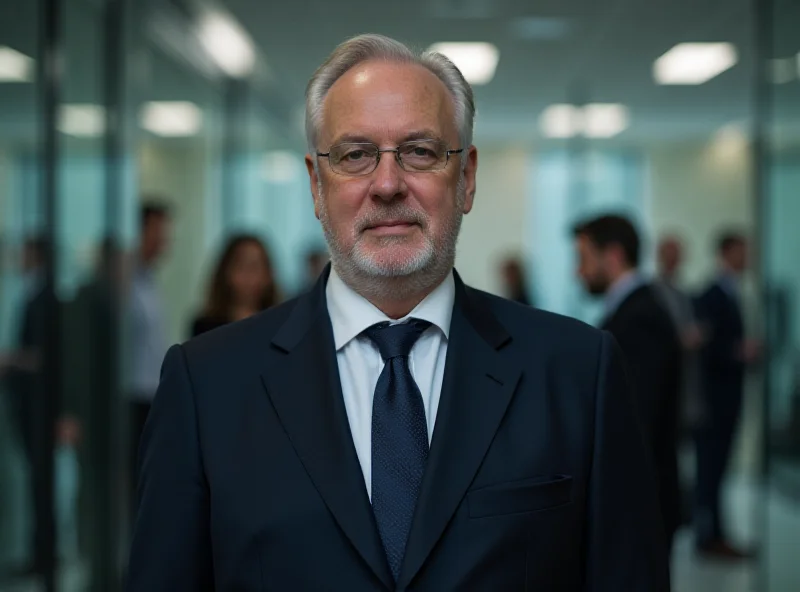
[127,35,669,591]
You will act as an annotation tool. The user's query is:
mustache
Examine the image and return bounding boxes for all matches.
[354,205,427,233]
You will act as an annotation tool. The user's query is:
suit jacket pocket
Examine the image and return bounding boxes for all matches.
[467,475,573,519]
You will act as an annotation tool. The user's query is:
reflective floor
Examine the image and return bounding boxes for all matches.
[673,476,757,592]
[672,475,800,592]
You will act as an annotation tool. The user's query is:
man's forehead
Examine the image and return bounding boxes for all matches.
[320,60,456,144]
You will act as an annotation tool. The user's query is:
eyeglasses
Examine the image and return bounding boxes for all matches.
[316,139,464,176]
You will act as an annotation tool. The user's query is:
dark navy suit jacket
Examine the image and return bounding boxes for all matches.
[601,284,683,543]
[127,268,669,591]
[696,282,746,393]
[695,281,746,428]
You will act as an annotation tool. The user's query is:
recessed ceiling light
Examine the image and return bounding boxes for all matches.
[0,46,34,82]
[197,10,255,78]
[583,103,629,138]
[140,102,203,137]
[654,42,738,85]
[539,103,630,138]
[539,104,582,138]
[427,42,500,85]
[58,104,106,137]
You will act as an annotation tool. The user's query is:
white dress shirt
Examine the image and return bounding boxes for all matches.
[326,267,455,499]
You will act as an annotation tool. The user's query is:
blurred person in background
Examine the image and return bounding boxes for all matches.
[191,234,280,337]
[654,236,705,428]
[1,236,55,577]
[573,215,683,555]
[303,246,329,291]
[0,238,47,378]
[654,236,702,348]
[653,235,706,530]
[128,34,668,591]
[499,255,533,306]
[64,237,129,587]
[693,231,759,560]
[126,202,171,526]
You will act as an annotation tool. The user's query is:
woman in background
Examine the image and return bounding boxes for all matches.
[500,256,534,307]
[191,234,280,337]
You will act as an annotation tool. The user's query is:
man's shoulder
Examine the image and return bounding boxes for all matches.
[695,282,728,313]
[637,284,672,314]
[613,285,675,332]
[699,281,724,299]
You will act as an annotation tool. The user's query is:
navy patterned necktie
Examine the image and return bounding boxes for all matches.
[364,318,432,581]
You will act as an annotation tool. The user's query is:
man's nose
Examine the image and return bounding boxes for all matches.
[370,152,406,201]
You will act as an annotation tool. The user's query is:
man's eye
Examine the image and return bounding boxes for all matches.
[343,150,366,161]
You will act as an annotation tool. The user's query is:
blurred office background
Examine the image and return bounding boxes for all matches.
[0,0,799,590]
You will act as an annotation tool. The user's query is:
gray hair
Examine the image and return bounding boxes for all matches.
[305,34,475,158]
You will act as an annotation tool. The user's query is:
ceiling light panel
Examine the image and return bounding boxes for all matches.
[59,104,106,137]
[140,102,203,137]
[583,103,630,138]
[0,46,34,82]
[654,43,738,85]
[197,10,255,78]
[428,42,500,85]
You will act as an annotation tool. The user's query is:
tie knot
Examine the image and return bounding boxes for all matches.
[363,319,432,360]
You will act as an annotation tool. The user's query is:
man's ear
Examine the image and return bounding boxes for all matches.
[305,154,322,220]
[607,243,628,269]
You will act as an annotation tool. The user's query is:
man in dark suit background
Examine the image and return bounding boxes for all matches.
[693,232,758,560]
[127,35,669,591]
[573,215,683,555]
[2,237,57,577]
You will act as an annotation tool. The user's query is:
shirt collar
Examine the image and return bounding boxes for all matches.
[604,271,645,317]
[326,266,455,351]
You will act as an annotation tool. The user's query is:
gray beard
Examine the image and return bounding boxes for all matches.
[318,176,465,303]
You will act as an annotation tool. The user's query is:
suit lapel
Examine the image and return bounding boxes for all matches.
[262,270,394,590]
[398,276,521,589]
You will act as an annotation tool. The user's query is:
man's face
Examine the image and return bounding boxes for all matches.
[726,241,748,273]
[306,60,478,279]
[575,234,611,296]
[141,215,170,264]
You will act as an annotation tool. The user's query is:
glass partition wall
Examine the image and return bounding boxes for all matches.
[761,0,800,589]
[0,1,277,590]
